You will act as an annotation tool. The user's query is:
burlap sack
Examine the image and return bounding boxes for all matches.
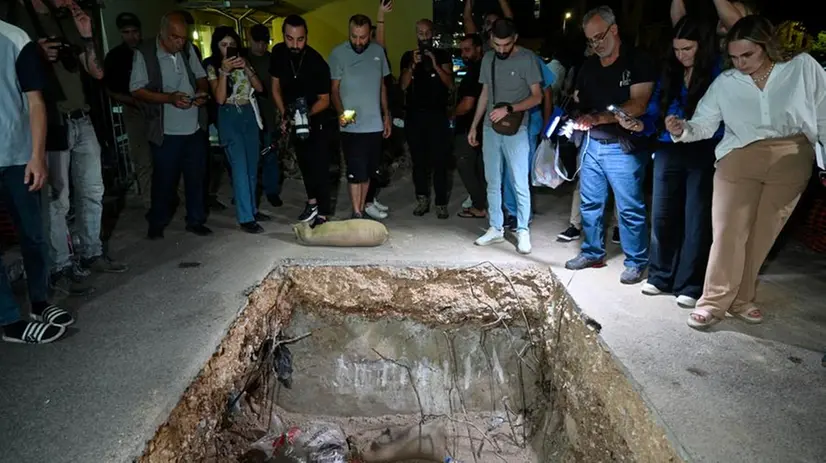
[293,219,389,247]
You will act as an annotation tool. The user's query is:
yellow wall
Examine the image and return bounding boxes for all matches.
[271,0,432,76]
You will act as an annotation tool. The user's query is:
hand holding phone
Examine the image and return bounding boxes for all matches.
[606,105,631,120]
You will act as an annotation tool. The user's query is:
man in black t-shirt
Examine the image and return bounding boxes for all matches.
[453,34,487,219]
[269,14,334,228]
[399,18,454,219]
[564,6,657,286]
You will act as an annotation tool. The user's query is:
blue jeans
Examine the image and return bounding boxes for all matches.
[148,132,207,230]
[0,166,50,326]
[483,125,531,232]
[502,120,540,217]
[579,139,649,268]
[45,116,104,272]
[219,105,260,224]
[260,130,281,197]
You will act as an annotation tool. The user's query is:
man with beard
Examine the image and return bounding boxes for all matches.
[105,13,150,203]
[563,6,656,285]
[270,14,334,227]
[400,19,453,218]
[330,14,392,219]
[468,19,542,255]
[454,34,487,220]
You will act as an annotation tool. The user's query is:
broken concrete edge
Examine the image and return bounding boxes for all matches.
[545,267,693,463]
[135,264,687,462]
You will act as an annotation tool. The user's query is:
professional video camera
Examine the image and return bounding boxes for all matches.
[44,36,83,72]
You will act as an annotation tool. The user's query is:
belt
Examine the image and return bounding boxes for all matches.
[64,109,89,120]
[589,136,619,145]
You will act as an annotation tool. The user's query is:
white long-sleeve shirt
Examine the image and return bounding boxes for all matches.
[674,53,826,166]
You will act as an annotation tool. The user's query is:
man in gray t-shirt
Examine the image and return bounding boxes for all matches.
[330,14,391,218]
[468,19,542,254]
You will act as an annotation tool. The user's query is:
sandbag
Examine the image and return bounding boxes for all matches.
[293,219,389,247]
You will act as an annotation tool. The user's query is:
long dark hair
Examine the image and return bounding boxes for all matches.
[205,26,244,97]
[659,16,716,121]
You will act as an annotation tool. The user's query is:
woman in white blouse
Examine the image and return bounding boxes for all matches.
[666,15,826,330]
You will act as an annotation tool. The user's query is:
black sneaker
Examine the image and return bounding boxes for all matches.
[505,215,517,232]
[351,211,364,219]
[413,196,430,216]
[611,227,620,244]
[2,320,65,344]
[254,212,272,222]
[186,224,214,236]
[30,303,75,327]
[147,227,164,240]
[50,269,95,297]
[208,196,228,211]
[240,222,265,234]
[311,216,328,229]
[436,205,449,220]
[557,225,581,242]
[298,202,319,222]
[267,194,283,208]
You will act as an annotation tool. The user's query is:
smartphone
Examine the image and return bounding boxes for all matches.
[342,109,356,123]
[606,105,631,120]
[226,46,238,58]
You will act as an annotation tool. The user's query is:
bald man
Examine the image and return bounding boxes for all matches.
[130,12,212,239]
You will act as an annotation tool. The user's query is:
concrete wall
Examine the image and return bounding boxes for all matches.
[100,0,171,52]
[271,0,432,76]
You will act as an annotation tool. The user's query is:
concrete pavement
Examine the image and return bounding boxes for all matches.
[0,176,824,463]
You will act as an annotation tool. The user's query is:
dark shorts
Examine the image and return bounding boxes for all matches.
[341,131,382,184]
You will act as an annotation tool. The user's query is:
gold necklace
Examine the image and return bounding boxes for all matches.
[752,62,775,85]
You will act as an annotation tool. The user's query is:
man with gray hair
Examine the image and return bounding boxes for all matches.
[130,12,212,239]
[564,6,656,285]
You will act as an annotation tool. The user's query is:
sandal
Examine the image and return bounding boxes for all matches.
[457,208,487,219]
[731,307,763,324]
[687,308,721,330]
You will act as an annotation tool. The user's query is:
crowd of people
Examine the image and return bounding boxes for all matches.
[0,0,824,345]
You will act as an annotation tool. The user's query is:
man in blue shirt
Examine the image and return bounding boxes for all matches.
[0,20,74,344]
[501,53,555,230]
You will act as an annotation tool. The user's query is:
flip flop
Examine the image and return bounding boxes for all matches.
[731,307,764,324]
[687,308,721,330]
[457,208,487,219]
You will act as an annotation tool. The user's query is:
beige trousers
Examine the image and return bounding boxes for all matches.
[697,135,813,318]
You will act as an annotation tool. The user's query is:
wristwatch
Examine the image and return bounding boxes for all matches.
[506,104,514,114]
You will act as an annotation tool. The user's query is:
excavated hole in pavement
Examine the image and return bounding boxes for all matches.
[139,265,684,463]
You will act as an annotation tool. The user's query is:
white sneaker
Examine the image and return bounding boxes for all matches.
[462,195,473,209]
[373,199,389,212]
[516,230,532,254]
[365,203,388,220]
[641,282,666,296]
[676,295,698,308]
[474,227,505,246]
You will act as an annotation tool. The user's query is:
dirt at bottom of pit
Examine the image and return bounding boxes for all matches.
[208,391,539,463]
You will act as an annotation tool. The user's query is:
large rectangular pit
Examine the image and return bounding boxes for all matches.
[139,265,683,462]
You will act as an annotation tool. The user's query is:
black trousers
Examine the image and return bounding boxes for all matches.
[148,132,207,230]
[454,132,486,210]
[647,141,716,299]
[406,110,451,205]
[294,121,333,216]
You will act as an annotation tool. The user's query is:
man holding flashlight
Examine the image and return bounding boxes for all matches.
[330,14,392,219]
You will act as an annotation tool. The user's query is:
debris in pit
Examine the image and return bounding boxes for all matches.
[245,422,348,463]
[273,343,293,389]
[354,421,448,462]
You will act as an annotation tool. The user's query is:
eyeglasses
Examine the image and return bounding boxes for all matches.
[586,24,614,46]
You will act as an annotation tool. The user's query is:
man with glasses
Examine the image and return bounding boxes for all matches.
[564,6,656,285]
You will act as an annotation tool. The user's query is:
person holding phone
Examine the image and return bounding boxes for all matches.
[204,26,266,234]
[619,16,721,309]
[665,16,826,329]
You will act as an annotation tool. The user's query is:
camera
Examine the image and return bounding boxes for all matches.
[47,36,82,73]
[292,97,310,140]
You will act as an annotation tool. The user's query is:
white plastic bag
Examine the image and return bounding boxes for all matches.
[532,138,565,189]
